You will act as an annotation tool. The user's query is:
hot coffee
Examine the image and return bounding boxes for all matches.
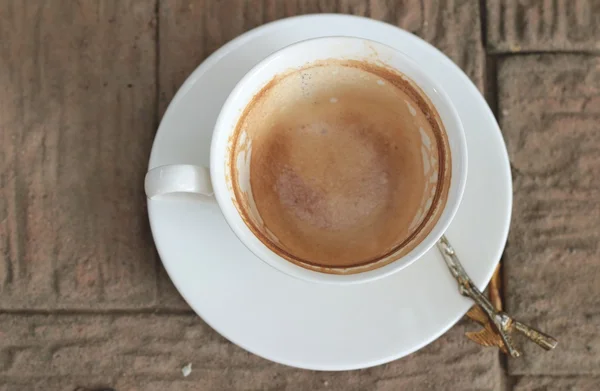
[230,59,451,273]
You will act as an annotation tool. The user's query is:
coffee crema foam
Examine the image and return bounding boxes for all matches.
[230,60,451,273]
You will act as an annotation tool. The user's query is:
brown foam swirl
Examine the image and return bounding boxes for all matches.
[229,59,451,273]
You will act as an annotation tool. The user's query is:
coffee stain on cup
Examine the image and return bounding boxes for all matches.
[227,58,451,275]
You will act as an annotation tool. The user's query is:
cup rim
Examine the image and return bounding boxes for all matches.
[211,36,468,285]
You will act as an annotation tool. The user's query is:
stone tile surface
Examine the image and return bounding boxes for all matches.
[512,376,600,391]
[3,0,600,389]
[498,54,600,375]
[0,315,501,390]
[0,1,160,309]
[486,0,600,53]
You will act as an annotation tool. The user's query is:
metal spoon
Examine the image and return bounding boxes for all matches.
[436,235,558,357]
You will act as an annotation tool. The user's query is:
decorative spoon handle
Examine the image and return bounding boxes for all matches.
[436,235,557,357]
[513,320,558,350]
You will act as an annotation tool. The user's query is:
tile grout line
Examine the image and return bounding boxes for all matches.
[153,0,162,307]
[488,49,600,56]
[154,0,160,123]
[479,1,511,391]
[0,308,195,316]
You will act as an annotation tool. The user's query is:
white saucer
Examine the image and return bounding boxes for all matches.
[148,14,512,370]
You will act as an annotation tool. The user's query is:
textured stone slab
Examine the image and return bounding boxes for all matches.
[486,0,600,53]
[0,1,160,309]
[498,54,600,375]
[0,315,501,390]
[513,376,600,391]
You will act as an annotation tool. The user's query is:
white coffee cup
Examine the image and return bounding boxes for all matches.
[145,36,467,285]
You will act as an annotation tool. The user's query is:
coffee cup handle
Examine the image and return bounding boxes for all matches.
[145,164,214,201]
